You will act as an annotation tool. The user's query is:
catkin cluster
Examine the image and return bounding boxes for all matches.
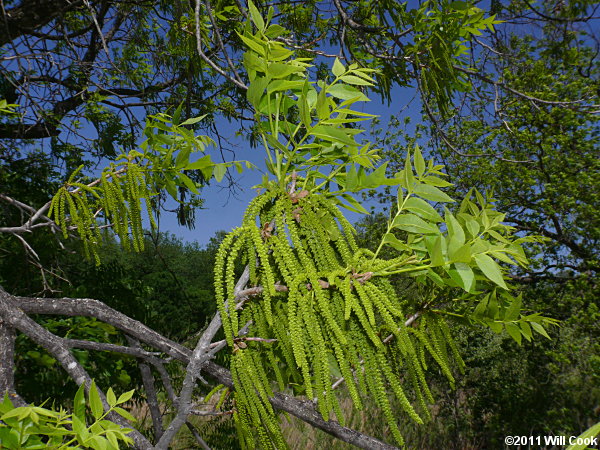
[49,162,156,262]
[214,190,464,448]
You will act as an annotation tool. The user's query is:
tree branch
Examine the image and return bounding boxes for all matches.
[12,287,398,449]
[0,0,83,46]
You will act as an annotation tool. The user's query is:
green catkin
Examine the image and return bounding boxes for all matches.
[225,232,247,336]
[398,327,434,404]
[353,281,376,327]
[311,197,353,264]
[214,228,243,346]
[438,316,465,372]
[407,361,433,420]
[213,190,467,447]
[105,174,127,248]
[428,316,448,364]
[411,327,455,386]
[125,165,140,251]
[376,351,423,424]
[351,295,383,348]
[331,339,363,409]
[233,369,271,449]
[299,291,330,419]
[363,346,405,447]
[270,304,298,374]
[300,203,336,271]
[341,276,355,320]
[348,322,368,394]
[250,223,274,324]
[314,195,359,253]
[251,304,286,391]
[285,209,347,345]
[58,189,68,237]
[371,280,404,318]
[364,283,402,335]
[270,235,296,284]
[287,284,313,398]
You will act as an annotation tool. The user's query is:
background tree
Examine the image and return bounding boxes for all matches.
[367,0,599,446]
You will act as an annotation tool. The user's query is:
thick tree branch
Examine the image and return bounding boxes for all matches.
[0,317,17,399]
[126,336,164,441]
[0,0,83,46]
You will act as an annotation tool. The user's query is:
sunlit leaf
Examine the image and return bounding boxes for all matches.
[474,254,508,289]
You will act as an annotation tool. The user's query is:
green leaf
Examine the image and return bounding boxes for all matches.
[414,145,425,176]
[89,381,104,420]
[425,235,444,266]
[404,197,443,222]
[179,115,207,126]
[504,295,522,321]
[449,262,475,292]
[382,233,411,252]
[246,76,269,106]
[0,428,20,448]
[311,125,356,146]
[505,323,522,345]
[339,194,369,214]
[414,183,455,203]
[164,178,178,200]
[345,165,358,191]
[89,436,110,450]
[530,321,551,339]
[450,1,470,10]
[566,422,600,450]
[176,173,200,194]
[117,390,135,405]
[392,214,439,234]
[332,58,345,77]
[487,320,504,333]
[450,243,471,263]
[113,407,135,422]
[213,164,228,183]
[339,75,373,86]
[264,24,287,38]
[72,414,89,443]
[174,147,191,169]
[106,388,117,408]
[298,89,312,127]
[422,175,453,187]
[74,383,86,421]
[474,254,508,289]
[238,33,266,56]
[327,84,369,101]
[1,406,27,421]
[316,88,329,119]
[267,63,304,79]
[520,321,532,341]
[473,294,489,319]
[464,216,480,238]
[247,0,265,31]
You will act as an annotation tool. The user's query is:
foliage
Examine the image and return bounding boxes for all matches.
[48,110,248,262]
[407,0,599,278]
[209,9,555,447]
[0,383,134,449]
[364,0,599,445]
